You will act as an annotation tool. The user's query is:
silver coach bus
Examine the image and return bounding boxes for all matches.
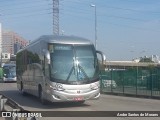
[16,35,106,104]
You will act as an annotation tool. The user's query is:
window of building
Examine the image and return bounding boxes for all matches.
[5,54,8,58]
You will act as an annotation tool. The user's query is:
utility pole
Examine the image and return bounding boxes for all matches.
[53,0,59,35]
[90,4,97,49]
[0,23,2,67]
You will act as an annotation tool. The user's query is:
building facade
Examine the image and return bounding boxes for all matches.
[0,30,28,65]
[0,23,2,55]
[2,31,29,55]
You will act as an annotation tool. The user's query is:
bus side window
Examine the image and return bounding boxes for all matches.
[44,56,50,78]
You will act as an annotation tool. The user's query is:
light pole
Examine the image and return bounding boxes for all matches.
[0,23,2,67]
[90,4,97,49]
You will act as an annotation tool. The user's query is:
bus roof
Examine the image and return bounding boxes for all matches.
[17,35,94,53]
[32,35,93,45]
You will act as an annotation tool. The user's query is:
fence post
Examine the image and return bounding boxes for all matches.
[151,69,153,97]
[111,69,113,92]
[122,67,125,94]
[136,66,138,96]
[100,71,103,93]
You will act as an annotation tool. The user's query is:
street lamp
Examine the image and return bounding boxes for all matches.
[90,4,97,49]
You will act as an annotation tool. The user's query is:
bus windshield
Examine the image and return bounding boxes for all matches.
[3,65,16,78]
[49,44,99,84]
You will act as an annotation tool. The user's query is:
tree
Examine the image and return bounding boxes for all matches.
[139,57,153,63]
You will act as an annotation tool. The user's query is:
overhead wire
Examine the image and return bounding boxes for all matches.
[59,11,160,33]
[1,0,158,20]
[0,4,51,12]
[2,12,52,19]
[58,1,160,34]
[0,0,45,8]
[0,0,160,33]
[1,8,52,17]
[106,6,160,14]
[0,0,51,18]
[60,6,147,22]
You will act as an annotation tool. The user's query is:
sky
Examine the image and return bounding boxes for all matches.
[0,0,160,61]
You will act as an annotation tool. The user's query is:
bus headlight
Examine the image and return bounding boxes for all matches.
[49,84,65,91]
[91,86,99,90]
[90,83,99,90]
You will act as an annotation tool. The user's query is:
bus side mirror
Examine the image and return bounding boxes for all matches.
[96,50,106,65]
[43,49,51,64]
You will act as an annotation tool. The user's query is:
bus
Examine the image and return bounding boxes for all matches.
[16,35,106,104]
[2,63,16,82]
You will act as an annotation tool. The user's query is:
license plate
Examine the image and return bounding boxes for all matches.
[73,97,83,101]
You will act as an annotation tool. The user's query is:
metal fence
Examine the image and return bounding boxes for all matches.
[100,66,160,99]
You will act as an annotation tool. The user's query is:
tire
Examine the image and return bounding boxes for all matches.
[20,82,26,96]
[39,86,47,105]
[79,100,85,104]
[76,100,85,104]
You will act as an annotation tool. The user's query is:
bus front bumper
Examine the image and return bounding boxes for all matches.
[3,77,17,82]
[46,89,100,102]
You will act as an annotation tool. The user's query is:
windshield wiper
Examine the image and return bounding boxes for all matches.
[66,63,90,82]
[66,66,74,81]
[77,65,90,81]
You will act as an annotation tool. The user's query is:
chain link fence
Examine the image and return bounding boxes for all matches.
[100,66,160,99]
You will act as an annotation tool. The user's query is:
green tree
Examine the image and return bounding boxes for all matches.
[139,57,153,63]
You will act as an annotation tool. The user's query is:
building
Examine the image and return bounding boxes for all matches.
[2,31,29,55]
[0,23,2,56]
[0,30,29,65]
[0,23,2,66]
[151,55,160,63]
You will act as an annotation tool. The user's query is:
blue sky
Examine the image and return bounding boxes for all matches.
[0,0,160,60]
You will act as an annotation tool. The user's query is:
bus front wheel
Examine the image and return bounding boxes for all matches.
[38,86,47,105]
[20,82,26,96]
[75,100,85,104]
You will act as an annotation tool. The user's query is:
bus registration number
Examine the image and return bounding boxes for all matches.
[74,97,83,101]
